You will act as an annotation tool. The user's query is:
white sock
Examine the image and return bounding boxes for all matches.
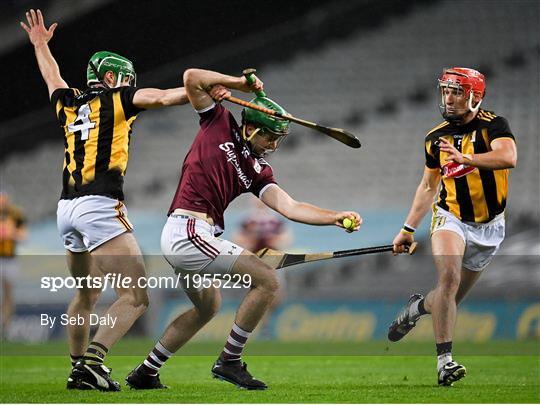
[437,353,453,370]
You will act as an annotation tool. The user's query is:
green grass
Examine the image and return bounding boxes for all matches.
[1,341,538,403]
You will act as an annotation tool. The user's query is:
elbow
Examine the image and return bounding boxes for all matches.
[276,201,295,221]
[160,93,174,107]
[505,152,517,169]
[277,206,292,220]
[145,92,169,108]
[183,69,200,87]
[509,154,517,168]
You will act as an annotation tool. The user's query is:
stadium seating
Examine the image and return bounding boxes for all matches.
[2,0,538,223]
[111,0,540,218]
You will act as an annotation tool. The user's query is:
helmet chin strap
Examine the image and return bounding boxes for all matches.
[88,61,110,89]
[242,125,261,142]
[113,72,124,88]
[468,92,482,114]
[242,126,270,157]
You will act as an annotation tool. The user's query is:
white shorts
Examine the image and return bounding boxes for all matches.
[430,206,505,271]
[161,214,244,291]
[0,258,19,284]
[57,195,133,253]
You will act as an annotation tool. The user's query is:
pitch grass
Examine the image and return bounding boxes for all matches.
[0,341,538,403]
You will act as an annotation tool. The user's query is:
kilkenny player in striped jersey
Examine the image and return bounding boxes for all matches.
[21,9,189,391]
[389,68,517,386]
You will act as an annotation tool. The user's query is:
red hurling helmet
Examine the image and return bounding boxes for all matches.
[438,67,486,124]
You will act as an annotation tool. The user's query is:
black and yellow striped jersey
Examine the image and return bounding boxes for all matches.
[0,204,26,257]
[425,109,515,223]
[51,86,144,200]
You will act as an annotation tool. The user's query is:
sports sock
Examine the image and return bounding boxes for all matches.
[418,298,428,315]
[70,354,82,367]
[82,341,108,366]
[139,341,173,376]
[219,323,251,364]
[436,341,453,370]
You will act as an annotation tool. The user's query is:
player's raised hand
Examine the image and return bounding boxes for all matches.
[239,74,264,94]
[20,9,57,46]
[438,137,465,164]
[209,84,231,102]
[335,211,362,233]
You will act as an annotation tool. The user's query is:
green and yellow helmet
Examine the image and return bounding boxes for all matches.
[86,51,136,87]
[242,97,290,141]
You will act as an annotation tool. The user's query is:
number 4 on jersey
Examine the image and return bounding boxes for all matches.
[68,103,96,140]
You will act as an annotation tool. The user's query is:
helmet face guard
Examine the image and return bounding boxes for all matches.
[244,127,288,157]
[87,51,136,88]
[241,96,290,156]
[438,67,485,124]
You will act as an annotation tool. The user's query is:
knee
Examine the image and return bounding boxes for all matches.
[258,268,280,297]
[76,289,101,309]
[194,288,221,323]
[438,270,461,294]
[135,292,150,311]
[126,289,149,312]
[197,298,221,323]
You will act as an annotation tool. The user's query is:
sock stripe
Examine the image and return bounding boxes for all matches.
[223,345,240,355]
[220,323,252,363]
[147,356,161,367]
[149,352,165,365]
[89,341,109,353]
[144,359,160,370]
[139,364,158,377]
[232,323,251,338]
[227,336,245,348]
[84,352,103,358]
[138,341,174,376]
[156,341,173,357]
[230,330,248,344]
[87,348,106,358]
[84,341,108,365]
[225,341,243,353]
[151,349,169,362]
[222,353,241,361]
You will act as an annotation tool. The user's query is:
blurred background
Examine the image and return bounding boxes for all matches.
[0,0,538,348]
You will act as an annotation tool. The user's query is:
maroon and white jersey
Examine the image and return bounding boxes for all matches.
[168,103,276,235]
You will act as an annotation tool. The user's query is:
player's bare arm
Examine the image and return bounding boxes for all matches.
[183,68,263,111]
[20,9,68,98]
[438,137,517,169]
[260,184,361,231]
[133,87,189,109]
[393,167,440,254]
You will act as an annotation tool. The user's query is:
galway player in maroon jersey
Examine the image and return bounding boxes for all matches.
[126,69,362,391]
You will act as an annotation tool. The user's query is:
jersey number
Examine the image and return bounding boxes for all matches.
[68,103,96,140]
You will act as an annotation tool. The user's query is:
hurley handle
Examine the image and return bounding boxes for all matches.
[242,68,266,97]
